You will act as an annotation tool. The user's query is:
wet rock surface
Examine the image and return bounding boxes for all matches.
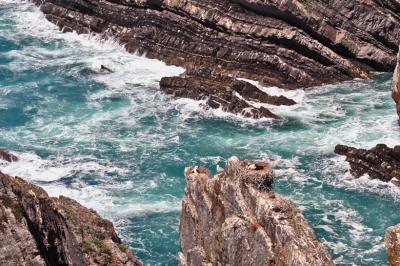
[393,47,400,123]
[0,149,18,162]
[386,224,400,266]
[160,74,296,119]
[0,171,143,266]
[179,156,334,265]
[31,0,400,118]
[335,144,400,186]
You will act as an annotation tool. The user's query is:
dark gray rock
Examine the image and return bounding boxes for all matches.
[30,0,400,118]
[0,149,18,162]
[335,144,400,185]
[0,171,143,266]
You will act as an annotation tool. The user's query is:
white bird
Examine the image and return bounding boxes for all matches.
[193,166,199,173]
[216,164,224,174]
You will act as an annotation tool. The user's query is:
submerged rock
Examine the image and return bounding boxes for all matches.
[393,47,400,124]
[179,157,334,265]
[335,144,400,185]
[0,149,18,162]
[386,224,400,266]
[160,74,296,119]
[0,171,143,266]
[30,0,400,118]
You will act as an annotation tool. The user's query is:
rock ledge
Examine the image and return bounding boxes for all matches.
[335,144,400,186]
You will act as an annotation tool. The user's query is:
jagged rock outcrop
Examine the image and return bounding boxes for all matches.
[335,144,400,186]
[0,149,18,162]
[0,171,143,266]
[393,47,400,123]
[160,74,296,119]
[386,224,400,266]
[179,157,334,265]
[30,0,400,118]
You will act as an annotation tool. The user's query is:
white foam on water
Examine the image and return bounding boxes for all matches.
[5,1,184,89]
[113,201,181,217]
[3,1,285,129]
[173,97,276,125]
[314,224,336,234]
[0,150,181,220]
[1,151,129,182]
[1,152,73,182]
[320,156,400,200]
[236,77,305,103]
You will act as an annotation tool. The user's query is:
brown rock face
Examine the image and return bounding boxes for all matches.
[30,0,400,118]
[334,144,400,185]
[0,171,143,266]
[0,149,18,162]
[393,47,400,123]
[179,157,334,266]
[385,224,400,266]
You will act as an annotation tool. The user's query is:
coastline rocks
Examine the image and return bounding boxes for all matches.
[0,171,143,266]
[0,149,18,162]
[386,224,400,266]
[179,156,334,265]
[160,74,296,119]
[393,47,400,124]
[334,144,400,185]
[30,0,400,118]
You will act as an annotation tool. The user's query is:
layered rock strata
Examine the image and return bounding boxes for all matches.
[0,171,143,266]
[31,0,400,118]
[160,74,296,118]
[179,157,334,265]
[386,224,400,266]
[335,144,400,186]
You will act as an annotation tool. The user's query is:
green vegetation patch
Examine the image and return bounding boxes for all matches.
[0,195,23,223]
[93,238,111,255]
[82,240,92,253]
[118,243,127,252]
[31,187,44,197]
[63,206,77,221]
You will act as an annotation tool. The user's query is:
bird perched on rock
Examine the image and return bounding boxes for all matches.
[193,166,199,174]
[216,164,224,174]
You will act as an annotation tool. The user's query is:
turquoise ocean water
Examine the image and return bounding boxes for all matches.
[1,2,400,265]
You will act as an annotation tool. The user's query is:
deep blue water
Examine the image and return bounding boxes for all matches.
[1,2,400,265]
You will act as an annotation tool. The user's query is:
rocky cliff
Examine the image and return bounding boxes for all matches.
[386,224,400,266]
[335,144,400,264]
[179,157,334,265]
[31,0,400,118]
[0,171,143,266]
[334,144,400,186]
[393,47,400,123]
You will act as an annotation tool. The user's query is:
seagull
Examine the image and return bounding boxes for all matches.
[216,164,224,174]
[193,166,199,174]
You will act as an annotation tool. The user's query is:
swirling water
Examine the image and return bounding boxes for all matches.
[1,2,400,265]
